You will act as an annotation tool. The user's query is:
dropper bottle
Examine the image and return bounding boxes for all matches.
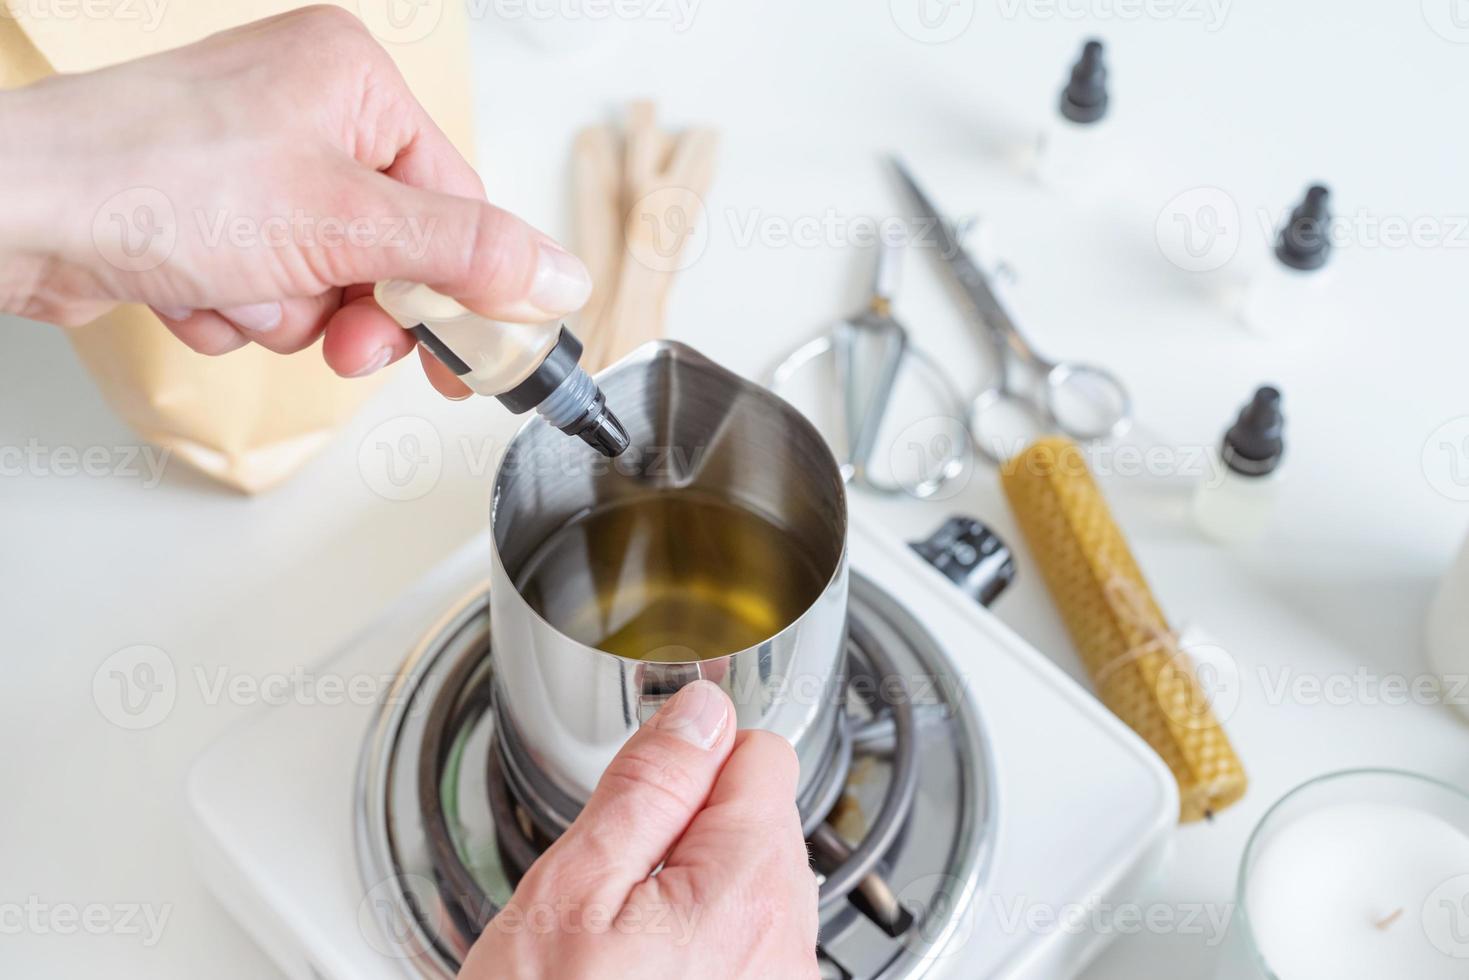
[1035,39,1109,190]
[373,280,630,457]
[1193,386,1286,543]
[1239,185,1332,337]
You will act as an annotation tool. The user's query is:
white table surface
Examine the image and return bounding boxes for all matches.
[4,2,1469,977]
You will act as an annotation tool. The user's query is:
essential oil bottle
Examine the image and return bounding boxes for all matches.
[1239,185,1332,337]
[1193,386,1285,543]
[1035,39,1109,190]
[374,280,629,457]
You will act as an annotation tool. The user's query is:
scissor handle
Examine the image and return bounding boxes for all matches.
[870,236,903,310]
[968,386,1047,466]
[968,361,1132,464]
[1042,361,1133,444]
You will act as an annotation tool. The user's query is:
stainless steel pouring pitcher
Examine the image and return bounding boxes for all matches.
[489,341,850,834]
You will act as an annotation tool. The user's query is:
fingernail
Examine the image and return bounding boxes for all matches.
[347,346,393,378]
[219,301,283,332]
[153,306,193,321]
[528,242,593,316]
[651,680,729,750]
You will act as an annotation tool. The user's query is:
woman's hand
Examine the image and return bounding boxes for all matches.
[461,680,821,980]
[0,5,591,396]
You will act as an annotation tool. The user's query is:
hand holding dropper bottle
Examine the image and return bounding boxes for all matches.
[374,280,630,457]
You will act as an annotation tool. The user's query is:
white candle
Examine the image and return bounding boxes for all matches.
[1244,802,1469,978]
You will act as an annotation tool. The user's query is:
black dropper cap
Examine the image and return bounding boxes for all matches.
[1221,386,1284,477]
[566,395,631,458]
[1275,185,1331,271]
[1060,39,1109,124]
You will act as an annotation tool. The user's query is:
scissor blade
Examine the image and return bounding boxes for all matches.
[888,156,1015,331]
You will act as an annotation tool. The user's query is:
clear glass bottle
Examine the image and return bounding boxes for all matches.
[373,280,629,457]
[1193,386,1285,543]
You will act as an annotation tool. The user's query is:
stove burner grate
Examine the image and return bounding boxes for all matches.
[356,575,994,980]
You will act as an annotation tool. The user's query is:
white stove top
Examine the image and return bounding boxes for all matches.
[187,514,1175,980]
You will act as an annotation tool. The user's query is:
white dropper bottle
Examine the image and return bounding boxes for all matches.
[373,280,629,457]
[1238,185,1332,337]
[1035,39,1109,190]
[1193,386,1286,543]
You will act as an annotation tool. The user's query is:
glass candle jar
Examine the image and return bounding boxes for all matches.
[1220,769,1469,979]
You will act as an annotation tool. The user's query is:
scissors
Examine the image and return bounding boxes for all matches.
[770,237,971,498]
[890,158,1133,463]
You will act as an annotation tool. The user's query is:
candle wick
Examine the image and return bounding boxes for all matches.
[1373,908,1404,930]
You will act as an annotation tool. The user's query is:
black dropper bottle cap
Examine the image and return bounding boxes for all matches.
[1060,39,1108,124]
[1221,386,1285,477]
[1275,185,1332,271]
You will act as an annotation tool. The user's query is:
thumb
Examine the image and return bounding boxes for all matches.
[325,168,593,322]
[525,680,735,909]
[656,729,807,886]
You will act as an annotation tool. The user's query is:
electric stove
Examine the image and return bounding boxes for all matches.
[188,513,1176,979]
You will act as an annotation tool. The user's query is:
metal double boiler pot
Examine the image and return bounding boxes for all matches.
[489,342,851,835]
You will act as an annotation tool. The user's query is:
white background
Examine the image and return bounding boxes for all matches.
[4,0,1469,977]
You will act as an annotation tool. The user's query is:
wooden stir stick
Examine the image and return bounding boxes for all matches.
[573,102,719,371]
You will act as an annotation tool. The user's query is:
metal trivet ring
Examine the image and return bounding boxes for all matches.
[418,619,922,934]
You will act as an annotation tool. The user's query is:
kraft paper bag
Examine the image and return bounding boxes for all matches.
[0,2,475,493]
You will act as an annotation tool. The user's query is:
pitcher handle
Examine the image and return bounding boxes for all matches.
[636,661,707,726]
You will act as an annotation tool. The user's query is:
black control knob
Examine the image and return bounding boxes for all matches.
[910,516,1016,608]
